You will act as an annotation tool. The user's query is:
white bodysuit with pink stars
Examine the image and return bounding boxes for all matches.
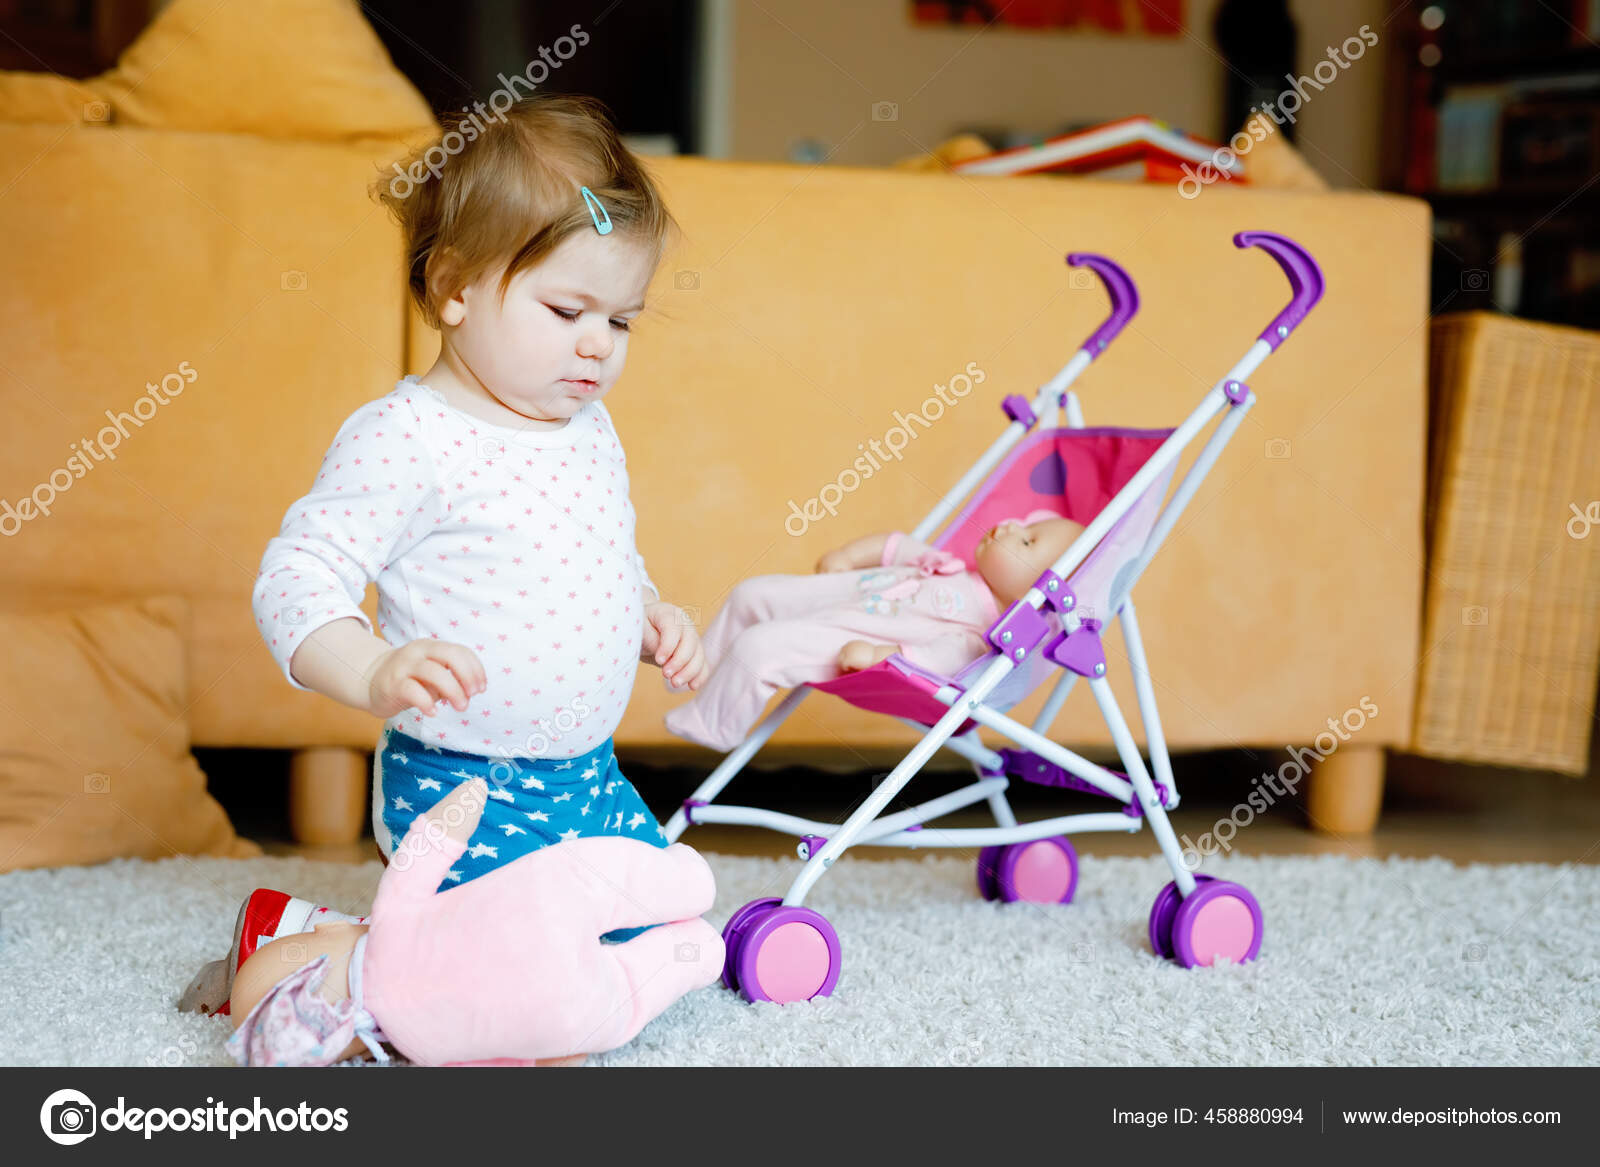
[252,375,658,759]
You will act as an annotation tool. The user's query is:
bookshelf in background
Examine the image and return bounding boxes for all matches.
[1382,0,1600,328]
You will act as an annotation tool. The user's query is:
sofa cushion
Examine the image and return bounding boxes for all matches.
[83,0,434,142]
[0,114,405,750]
[0,72,105,126]
[0,595,259,872]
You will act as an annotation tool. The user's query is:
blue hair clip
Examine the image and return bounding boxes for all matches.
[580,186,612,235]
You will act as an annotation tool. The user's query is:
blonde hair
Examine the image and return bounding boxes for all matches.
[374,93,677,330]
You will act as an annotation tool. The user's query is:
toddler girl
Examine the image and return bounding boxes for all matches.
[664,512,1084,751]
[186,95,711,1026]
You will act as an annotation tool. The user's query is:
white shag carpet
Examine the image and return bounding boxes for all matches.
[2,849,1596,1066]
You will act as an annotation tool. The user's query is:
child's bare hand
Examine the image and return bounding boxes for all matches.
[815,550,854,573]
[365,639,486,719]
[641,601,709,691]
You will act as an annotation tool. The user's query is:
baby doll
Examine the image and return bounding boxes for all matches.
[189,96,714,1020]
[663,511,1085,751]
[224,779,724,1067]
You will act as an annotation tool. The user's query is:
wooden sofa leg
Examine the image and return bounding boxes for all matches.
[289,747,370,845]
[1304,744,1385,835]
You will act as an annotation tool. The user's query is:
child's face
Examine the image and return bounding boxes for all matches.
[443,229,656,423]
[974,517,1085,608]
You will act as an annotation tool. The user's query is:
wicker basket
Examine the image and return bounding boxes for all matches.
[1413,312,1600,775]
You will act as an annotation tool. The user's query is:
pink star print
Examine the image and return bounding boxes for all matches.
[258,394,652,762]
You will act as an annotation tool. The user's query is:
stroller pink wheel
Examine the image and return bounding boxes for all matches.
[720,897,782,992]
[1169,879,1263,968]
[734,905,842,1004]
[976,845,1005,901]
[1147,874,1216,959]
[994,837,1078,904]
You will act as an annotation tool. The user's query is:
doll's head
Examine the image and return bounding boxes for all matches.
[974,515,1086,608]
[376,94,678,424]
[230,920,366,1022]
[229,920,372,1064]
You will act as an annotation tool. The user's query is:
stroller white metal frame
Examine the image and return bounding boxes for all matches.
[664,231,1325,1003]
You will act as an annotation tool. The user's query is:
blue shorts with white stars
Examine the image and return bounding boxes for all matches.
[373,727,668,944]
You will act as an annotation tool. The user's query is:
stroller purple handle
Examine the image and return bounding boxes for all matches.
[1233,231,1324,350]
[1065,252,1139,359]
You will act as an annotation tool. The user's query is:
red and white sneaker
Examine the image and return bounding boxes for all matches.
[177,889,364,1017]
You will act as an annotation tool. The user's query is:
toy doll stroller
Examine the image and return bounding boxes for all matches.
[663,232,1324,1003]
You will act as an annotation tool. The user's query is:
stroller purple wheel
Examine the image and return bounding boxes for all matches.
[719,897,782,992]
[992,837,1078,904]
[1147,874,1215,959]
[733,904,842,1004]
[1161,879,1263,968]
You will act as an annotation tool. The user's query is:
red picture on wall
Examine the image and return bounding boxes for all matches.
[911,0,1184,36]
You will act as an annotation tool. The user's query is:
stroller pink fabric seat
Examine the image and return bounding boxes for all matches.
[809,426,1177,729]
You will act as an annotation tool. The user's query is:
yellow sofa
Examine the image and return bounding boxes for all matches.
[0,0,1428,845]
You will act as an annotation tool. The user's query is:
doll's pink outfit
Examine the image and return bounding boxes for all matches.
[664,532,1001,751]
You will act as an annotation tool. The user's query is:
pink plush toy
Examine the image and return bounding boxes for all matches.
[226,777,725,1066]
